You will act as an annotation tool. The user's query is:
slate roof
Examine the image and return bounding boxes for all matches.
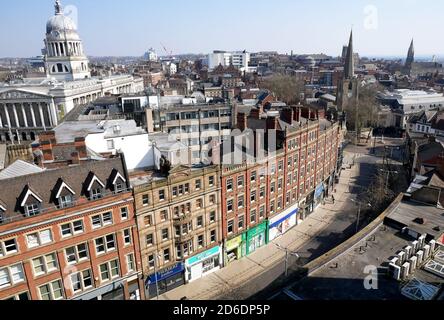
[0,160,44,180]
[0,157,128,223]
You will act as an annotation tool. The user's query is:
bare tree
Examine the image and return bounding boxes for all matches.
[260,74,305,105]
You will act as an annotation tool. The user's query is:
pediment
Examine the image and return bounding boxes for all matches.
[0,89,50,100]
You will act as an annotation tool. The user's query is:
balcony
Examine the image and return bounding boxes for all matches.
[174,232,194,244]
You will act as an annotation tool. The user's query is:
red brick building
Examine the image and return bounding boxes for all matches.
[220,105,340,264]
[0,156,144,300]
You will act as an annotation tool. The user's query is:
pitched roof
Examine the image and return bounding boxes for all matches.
[0,160,44,180]
[0,157,127,223]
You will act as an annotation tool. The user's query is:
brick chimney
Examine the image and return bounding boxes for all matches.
[250,108,260,119]
[71,151,81,165]
[41,141,54,161]
[266,115,279,130]
[237,112,248,131]
[281,108,294,125]
[75,137,88,159]
[39,131,57,145]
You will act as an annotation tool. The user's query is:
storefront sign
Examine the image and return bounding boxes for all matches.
[226,235,243,252]
[268,205,299,241]
[246,222,268,255]
[146,262,185,285]
[186,246,220,266]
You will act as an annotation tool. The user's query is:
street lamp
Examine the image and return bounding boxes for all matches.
[152,252,162,300]
[350,199,372,233]
[379,168,399,191]
[275,243,300,277]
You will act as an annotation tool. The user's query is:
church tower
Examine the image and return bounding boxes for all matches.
[44,0,91,81]
[403,39,415,76]
[336,30,359,112]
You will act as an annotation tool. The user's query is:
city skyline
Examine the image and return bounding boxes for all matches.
[1,0,444,59]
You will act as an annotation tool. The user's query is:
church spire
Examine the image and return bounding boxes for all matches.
[55,0,63,15]
[343,30,354,80]
[406,39,415,65]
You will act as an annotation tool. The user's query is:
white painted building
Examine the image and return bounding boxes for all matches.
[208,51,250,71]
[53,120,160,171]
[144,48,158,62]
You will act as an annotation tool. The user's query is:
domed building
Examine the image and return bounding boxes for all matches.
[0,1,144,143]
[44,0,90,81]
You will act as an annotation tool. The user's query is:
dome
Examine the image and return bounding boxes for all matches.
[46,1,77,35]
[46,14,77,35]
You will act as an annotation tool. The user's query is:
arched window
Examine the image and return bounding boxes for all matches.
[57,63,64,72]
[52,65,57,73]
[63,65,69,72]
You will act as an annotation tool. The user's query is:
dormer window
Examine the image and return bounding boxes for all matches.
[110,169,127,194]
[19,186,43,217]
[0,203,5,224]
[54,180,76,209]
[85,173,105,201]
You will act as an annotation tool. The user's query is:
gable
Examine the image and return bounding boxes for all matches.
[19,186,43,207]
[85,172,105,191]
[54,179,76,198]
[0,89,51,101]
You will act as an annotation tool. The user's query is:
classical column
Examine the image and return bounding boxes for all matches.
[47,103,53,127]
[12,104,19,128]
[0,104,3,128]
[50,99,58,127]
[21,103,28,128]
[30,103,37,127]
[38,103,46,130]
[4,104,11,128]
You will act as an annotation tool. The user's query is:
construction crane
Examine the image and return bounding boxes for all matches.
[160,42,173,59]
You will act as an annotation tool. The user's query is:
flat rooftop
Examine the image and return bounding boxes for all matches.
[386,201,444,239]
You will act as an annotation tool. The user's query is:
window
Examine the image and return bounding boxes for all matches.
[107,140,115,150]
[209,194,216,205]
[115,180,125,194]
[259,206,265,219]
[144,214,153,226]
[250,171,256,182]
[148,255,155,269]
[0,264,24,288]
[210,230,216,243]
[59,195,74,208]
[227,199,233,212]
[195,179,202,190]
[91,212,113,229]
[270,182,276,193]
[237,195,244,209]
[32,253,58,276]
[146,234,154,246]
[209,176,215,187]
[226,179,233,192]
[163,249,170,262]
[26,230,52,248]
[65,243,88,264]
[160,210,168,221]
[251,210,257,224]
[278,160,284,172]
[260,187,265,199]
[209,211,216,223]
[6,292,29,301]
[270,201,275,213]
[278,178,283,190]
[196,199,203,209]
[161,228,169,241]
[159,190,165,201]
[227,220,234,234]
[123,229,132,245]
[120,207,129,220]
[197,216,203,228]
[71,269,92,293]
[251,190,257,203]
[237,176,244,187]
[95,234,116,254]
[1,239,18,255]
[100,260,120,282]
[142,194,149,206]
[197,235,204,248]
[60,220,84,237]
[126,254,135,272]
[90,187,103,200]
[39,280,63,300]
[25,203,41,216]
[238,216,244,230]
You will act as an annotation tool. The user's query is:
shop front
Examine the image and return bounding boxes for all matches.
[145,262,185,298]
[246,221,268,255]
[304,191,315,218]
[314,183,325,209]
[185,245,222,283]
[268,205,299,241]
[224,233,246,265]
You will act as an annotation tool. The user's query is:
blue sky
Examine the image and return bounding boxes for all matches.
[1,0,442,58]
